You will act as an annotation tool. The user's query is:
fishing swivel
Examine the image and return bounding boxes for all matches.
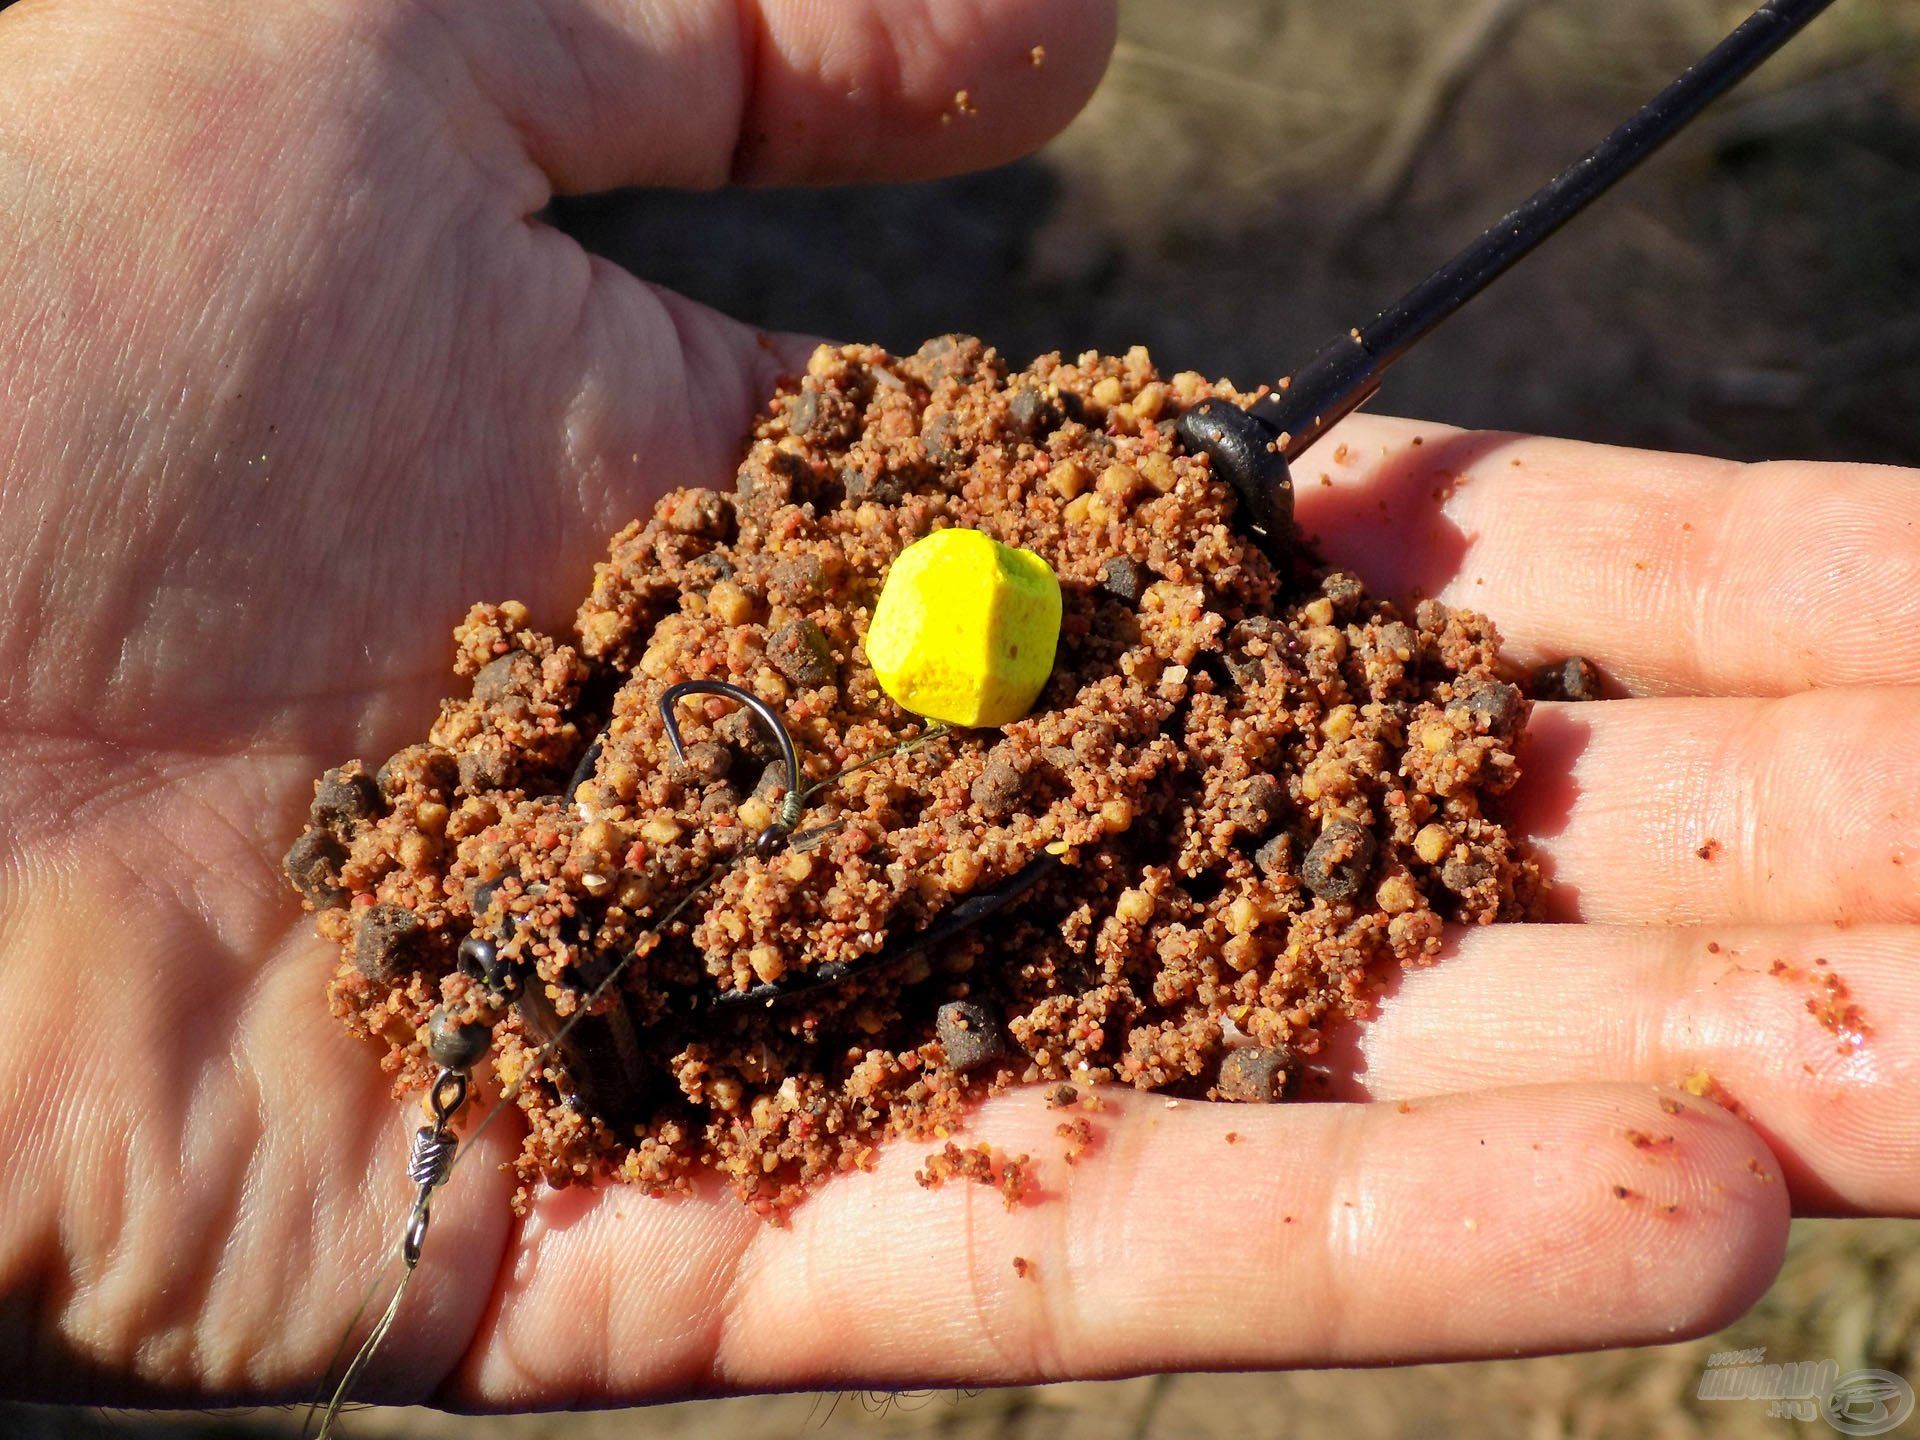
[401,1063,471,1267]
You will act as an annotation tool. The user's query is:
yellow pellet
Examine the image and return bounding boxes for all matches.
[1302,759,1351,798]
[943,849,983,889]
[1376,874,1420,914]
[642,814,686,845]
[864,528,1062,728]
[1097,463,1143,504]
[708,580,753,626]
[1414,824,1453,865]
[579,819,625,857]
[1304,625,1348,660]
[1320,704,1356,742]
[749,945,786,984]
[580,609,623,652]
[398,831,438,869]
[1137,452,1178,494]
[1047,458,1091,498]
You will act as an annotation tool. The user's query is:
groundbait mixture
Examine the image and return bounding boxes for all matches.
[286,337,1540,1215]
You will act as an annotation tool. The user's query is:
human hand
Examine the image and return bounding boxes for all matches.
[0,0,1914,1412]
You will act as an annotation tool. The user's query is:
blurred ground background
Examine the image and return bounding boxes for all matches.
[11,0,1920,1436]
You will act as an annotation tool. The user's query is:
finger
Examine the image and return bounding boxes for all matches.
[1315,923,1920,1218]
[0,898,524,1404]
[420,0,1118,194]
[1294,414,1920,697]
[1509,689,1920,926]
[450,1082,1785,1403]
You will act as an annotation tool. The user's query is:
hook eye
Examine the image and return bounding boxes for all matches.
[658,680,806,852]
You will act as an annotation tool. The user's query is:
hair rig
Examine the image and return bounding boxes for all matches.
[312,2,1838,1432]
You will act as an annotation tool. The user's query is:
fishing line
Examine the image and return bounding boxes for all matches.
[306,690,952,1437]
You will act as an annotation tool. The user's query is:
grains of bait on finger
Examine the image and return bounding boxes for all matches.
[311,768,382,827]
[937,1000,1007,1073]
[284,828,348,909]
[1217,1046,1290,1103]
[1531,655,1603,701]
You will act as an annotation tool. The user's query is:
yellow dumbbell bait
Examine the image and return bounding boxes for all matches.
[866,528,1062,728]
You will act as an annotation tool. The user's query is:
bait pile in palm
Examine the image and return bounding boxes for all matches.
[285,336,1539,1216]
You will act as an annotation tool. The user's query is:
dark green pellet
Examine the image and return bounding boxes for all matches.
[1302,820,1376,901]
[284,828,347,909]
[767,620,837,688]
[936,1001,1006,1073]
[1532,656,1604,702]
[1447,679,1524,734]
[354,903,422,981]
[1228,773,1285,833]
[1098,556,1150,604]
[472,651,539,706]
[311,767,381,828]
[1218,1046,1289,1102]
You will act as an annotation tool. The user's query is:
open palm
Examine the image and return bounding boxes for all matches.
[2,0,1915,1412]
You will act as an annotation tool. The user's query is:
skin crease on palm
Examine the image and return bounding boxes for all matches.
[0,0,1917,1414]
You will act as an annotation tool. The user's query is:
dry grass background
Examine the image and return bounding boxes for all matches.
[10,1,1919,1437]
